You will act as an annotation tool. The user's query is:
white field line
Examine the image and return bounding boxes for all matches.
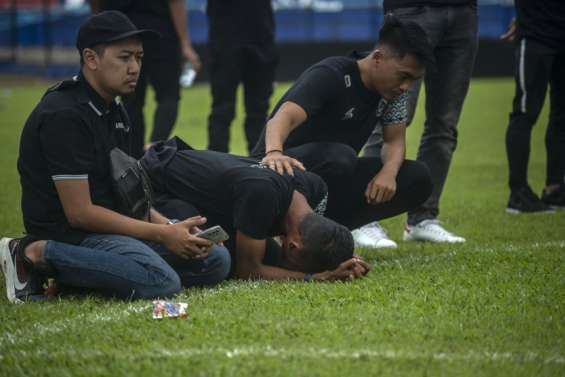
[0,241,563,351]
[2,346,564,365]
[0,303,149,349]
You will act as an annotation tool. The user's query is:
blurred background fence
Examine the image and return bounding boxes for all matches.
[0,0,516,79]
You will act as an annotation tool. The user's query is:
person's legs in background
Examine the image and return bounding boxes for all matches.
[207,48,244,152]
[505,38,555,214]
[148,41,182,146]
[541,50,565,209]
[402,5,478,242]
[122,58,149,158]
[242,49,277,154]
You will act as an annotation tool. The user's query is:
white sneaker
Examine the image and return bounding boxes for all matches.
[403,220,465,243]
[352,222,397,249]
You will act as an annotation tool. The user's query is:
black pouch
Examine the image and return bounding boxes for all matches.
[109,147,153,219]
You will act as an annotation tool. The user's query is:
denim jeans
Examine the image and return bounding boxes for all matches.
[44,234,231,300]
[363,4,478,225]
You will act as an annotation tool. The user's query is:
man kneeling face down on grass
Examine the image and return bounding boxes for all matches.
[142,138,371,282]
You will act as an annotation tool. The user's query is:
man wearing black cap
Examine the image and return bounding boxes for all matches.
[0,11,231,304]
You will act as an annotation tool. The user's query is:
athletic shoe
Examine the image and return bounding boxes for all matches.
[506,186,554,214]
[541,188,565,210]
[0,237,42,304]
[403,220,465,243]
[352,222,397,249]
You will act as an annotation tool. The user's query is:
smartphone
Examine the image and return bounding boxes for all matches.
[196,225,229,243]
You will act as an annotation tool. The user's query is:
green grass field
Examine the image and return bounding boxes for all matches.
[0,77,563,377]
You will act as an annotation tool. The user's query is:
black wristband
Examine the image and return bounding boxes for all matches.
[266,149,283,155]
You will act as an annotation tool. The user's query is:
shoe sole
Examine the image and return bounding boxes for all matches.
[403,232,465,243]
[505,208,555,214]
[0,238,22,304]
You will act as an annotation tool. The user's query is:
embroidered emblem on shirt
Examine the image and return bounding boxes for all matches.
[115,122,126,129]
[342,107,355,120]
[344,74,351,88]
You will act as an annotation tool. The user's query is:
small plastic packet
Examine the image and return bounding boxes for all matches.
[152,300,189,319]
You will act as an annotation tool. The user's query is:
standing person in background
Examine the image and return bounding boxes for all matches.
[363,0,478,243]
[206,0,278,154]
[91,0,202,158]
[502,0,565,213]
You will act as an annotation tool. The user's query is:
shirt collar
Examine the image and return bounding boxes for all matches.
[76,72,119,117]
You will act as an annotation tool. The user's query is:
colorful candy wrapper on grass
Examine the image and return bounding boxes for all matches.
[152,300,189,319]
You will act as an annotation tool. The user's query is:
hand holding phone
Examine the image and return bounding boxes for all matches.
[195,225,229,243]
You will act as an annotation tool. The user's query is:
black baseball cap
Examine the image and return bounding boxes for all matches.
[76,10,159,53]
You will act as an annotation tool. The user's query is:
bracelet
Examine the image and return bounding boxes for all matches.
[167,219,179,225]
[303,273,313,282]
[266,149,283,155]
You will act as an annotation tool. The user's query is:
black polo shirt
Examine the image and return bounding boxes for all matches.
[17,74,132,245]
[252,51,408,156]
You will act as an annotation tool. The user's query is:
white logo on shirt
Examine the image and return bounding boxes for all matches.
[342,107,355,120]
[115,122,125,129]
[344,75,351,88]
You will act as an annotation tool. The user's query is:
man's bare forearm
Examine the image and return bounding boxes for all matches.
[264,102,307,153]
[72,204,167,243]
[168,0,191,50]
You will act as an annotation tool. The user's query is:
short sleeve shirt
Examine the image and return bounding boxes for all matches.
[18,75,133,244]
[252,51,407,156]
[144,147,328,240]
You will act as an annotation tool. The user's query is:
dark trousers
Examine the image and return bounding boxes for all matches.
[207,47,277,154]
[123,40,182,158]
[284,143,433,230]
[506,38,565,190]
[363,4,478,225]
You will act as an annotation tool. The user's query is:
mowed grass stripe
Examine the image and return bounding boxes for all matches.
[2,346,564,365]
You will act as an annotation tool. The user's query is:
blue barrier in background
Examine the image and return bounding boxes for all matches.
[0,3,515,48]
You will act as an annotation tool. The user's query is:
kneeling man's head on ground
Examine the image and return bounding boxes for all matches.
[281,213,354,273]
[362,14,433,100]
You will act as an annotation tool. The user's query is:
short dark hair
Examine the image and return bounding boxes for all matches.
[377,13,434,69]
[299,213,354,272]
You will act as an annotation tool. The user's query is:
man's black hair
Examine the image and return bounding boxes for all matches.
[298,213,354,272]
[377,13,434,69]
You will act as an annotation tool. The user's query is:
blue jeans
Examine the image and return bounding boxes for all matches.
[363,4,478,225]
[44,234,231,300]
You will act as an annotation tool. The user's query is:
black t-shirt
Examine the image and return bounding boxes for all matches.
[515,0,565,50]
[18,74,132,244]
[383,0,476,13]
[206,0,275,53]
[100,0,177,42]
[252,51,408,156]
[141,139,327,240]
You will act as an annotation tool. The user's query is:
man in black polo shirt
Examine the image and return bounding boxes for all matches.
[143,138,370,281]
[251,16,433,249]
[0,11,230,304]
[206,0,278,153]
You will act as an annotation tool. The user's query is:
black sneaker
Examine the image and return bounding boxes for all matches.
[541,188,565,210]
[506,186,555,214]
[0,236,43,303]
